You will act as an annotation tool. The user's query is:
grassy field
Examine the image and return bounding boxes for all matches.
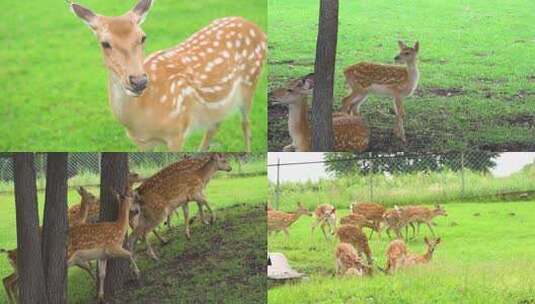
[270,164,535,208]
[267,0,535,152]
[0,173,267,303]
[268,202,535,304]
[0,0,267,151]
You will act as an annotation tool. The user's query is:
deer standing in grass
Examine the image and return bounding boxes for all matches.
[70,0,266,151]
[267,203,312,239]
[335,242,371,276]
[334,224,373,273]
[385,237,441,274]
[340,213,380,236]
[341,41,420,143]
[311,204,337,240]
[270,73,369,152]
[351,202,386,239]
[402,205,447,238]
[383,207,409,240]
[128,154,232,260]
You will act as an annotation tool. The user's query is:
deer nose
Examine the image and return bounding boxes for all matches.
[129,74,148,92]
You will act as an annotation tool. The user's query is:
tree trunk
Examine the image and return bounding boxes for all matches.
[311,0,339,151]
[99,153,129,300]
[42,153,69,304]
[13,153,48,304]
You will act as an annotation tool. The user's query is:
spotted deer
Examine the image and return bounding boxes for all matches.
[311,204,337,240]
[270,73,369,152]
[341,41,420,143]
[68,189,141,303]
[335,242,371,276]
[351,202,386,239]
[383,207,407,240]
[340,213,379,235]
[267,202,312,239]
[127,154,232,260]
[334,224,373,272]
[385,237,441,274]
[402,205,447,238]
[70,0,266,151]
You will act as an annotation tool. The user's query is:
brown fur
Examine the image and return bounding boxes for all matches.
[335,224,373,272]
[385,237,441,274]
[340,213,378,233]
[400,205,447,238]
[335,242,370,276]
[268,203,312,238]
[311,204,337,239]
[351,202,386,239]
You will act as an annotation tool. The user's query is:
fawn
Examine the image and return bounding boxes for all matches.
[311,204,337,240]
[385,237,441,274]
[128,154,232,260]
[270,73,369,152]
[341,41,420,143]
[334,224,373,271]
[340,213,379,235]
[267,202,312,239]
[351,202,386,239]
[402,205,447,238]
[335,242,371,276]
[68,189,141,303]
[70,0,266,151]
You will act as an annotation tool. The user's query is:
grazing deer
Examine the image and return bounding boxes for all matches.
[128,154,232,260]
[267,202,312,239]
[385,237,441,274]
[311,204,337,240]
[69,0,266,151]
[383,207,408,240]
[68,190,141,303]
[340,213,379,235]
[402,205,447,238]
[334,224,373,271]
[341,41,420,143]
[270,73,369,152]
[351,202,386,239]
[335,242,371,276]
[1,249,18,304]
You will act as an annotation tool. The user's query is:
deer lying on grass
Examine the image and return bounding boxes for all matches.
[267,202,312,239]
[385,237,441,274]
[128,154,232,260]
[70,0,266,151]
[311,204,337,240]
[335,242,371,276]
[270,73,369,152]
[402,205,447,238]
[340,213,380,236]
[68,190,141,303]
[341,41,420,143]
[351,202,386,239]
[334,224,373,272]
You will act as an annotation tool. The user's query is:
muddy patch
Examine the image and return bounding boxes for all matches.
[269,59,314,67]
[416,87,466,98]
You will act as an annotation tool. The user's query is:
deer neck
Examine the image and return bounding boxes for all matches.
[116,201,130,234]
[197,158,219,184]
[405,60,420,95]
[287,96,311,151]
[108,73,136,124]
[422,247,434,262]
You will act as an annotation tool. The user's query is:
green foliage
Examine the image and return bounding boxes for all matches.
[0,0,267,151]
[268,202,535,304]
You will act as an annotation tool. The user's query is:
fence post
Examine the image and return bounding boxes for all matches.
[369,159,374,202]
[275,158,281,210]
[460,152,465,199]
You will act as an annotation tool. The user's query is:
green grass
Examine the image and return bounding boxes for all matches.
[268,202,535,304]
[0,0,267,151]
[268,0,535,151]
[270,165,535,210]
[0,173,267,303]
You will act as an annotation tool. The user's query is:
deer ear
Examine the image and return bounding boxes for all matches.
[436,237,441,244]
[76,186,84,195]
[398,40,407,49]
[301,74,315,91]
[131,0,152,24]
[414,41,420,52]
[71,3,98,30]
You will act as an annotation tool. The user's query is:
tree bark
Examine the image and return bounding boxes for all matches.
[42,153,69,304]
[99,153,129,299]
[311,0,339,151]
[13,153,48,304]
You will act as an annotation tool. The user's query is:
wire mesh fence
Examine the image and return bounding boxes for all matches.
[0,153,266,193]
[268,152,535,210]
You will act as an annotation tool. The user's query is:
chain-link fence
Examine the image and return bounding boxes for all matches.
[0,153,266,193]
[269,152,535,210]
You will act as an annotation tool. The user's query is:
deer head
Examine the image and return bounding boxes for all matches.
[212,153,232,172]
[424,236,441,256]
[433,204,447,217]
[394,41,419,64]
[270,73,314,106]
[295,202,313,217]
[70,0,153,96]
[76,186,98,205]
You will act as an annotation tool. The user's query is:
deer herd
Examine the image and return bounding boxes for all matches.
[268,201,447,277]
[1,154,232,303]
[271,40,420,150]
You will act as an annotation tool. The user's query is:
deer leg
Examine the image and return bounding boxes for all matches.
[426,222,436,236]
[3,274,15,304]
[107,247,141,279]
[283,228,290,240]
[341,90,368,115]
[182,204,191,240]
[199,123,221,152]
[144,235,159,261]
[393,96,407,143]
[320,223,329,240]
[196,201,210,225]
[166,131,186,152]
[152,229,169,246]
[194,193,214,224]
[97,259,107,304]
[240,91,254,152]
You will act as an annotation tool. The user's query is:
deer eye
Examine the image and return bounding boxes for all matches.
[101,41,111,49]
[141,36,147,44]
[286,89,294,93]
